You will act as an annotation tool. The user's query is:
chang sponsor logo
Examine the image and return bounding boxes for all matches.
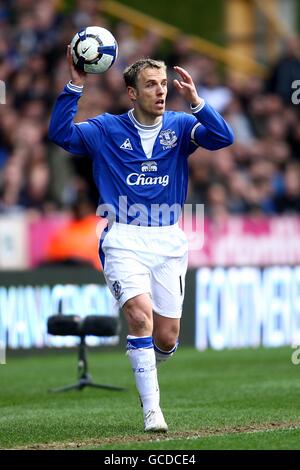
[126,173,169,187]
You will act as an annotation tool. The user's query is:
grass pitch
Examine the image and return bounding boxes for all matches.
[0,346,299,450]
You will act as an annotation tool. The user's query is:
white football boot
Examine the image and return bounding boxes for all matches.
[144,407,168,433]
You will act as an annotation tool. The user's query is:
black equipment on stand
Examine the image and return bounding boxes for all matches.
[47,314,126,392]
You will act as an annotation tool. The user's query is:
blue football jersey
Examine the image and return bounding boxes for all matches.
[49,83,234,226]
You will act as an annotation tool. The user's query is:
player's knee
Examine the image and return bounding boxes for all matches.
[123,299,152,335]
[156,325,179,351]
[155,331,178,352]
[131,313,151,334]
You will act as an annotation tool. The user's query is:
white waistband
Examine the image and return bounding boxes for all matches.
[110,222,179,235]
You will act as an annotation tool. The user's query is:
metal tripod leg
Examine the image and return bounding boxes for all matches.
[49,378,126,393]
[48,336,126,393]
[84,382,126,391]
[49,383,83,393]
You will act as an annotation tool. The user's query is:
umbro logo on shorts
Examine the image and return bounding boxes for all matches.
[120,138,133,150]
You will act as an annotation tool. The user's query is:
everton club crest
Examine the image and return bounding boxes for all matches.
[112,281,122,300]
[159,129,178,149]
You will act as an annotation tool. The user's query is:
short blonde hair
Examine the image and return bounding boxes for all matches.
[123,58,166,88]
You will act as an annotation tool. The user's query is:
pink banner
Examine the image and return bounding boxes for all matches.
[186,216,300,267]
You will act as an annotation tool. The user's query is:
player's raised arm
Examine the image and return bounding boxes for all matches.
[48,47,96,156]
[49,26,117,157]
[174,65,234,150]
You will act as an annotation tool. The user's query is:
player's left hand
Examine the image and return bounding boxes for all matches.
[173,66,204,108]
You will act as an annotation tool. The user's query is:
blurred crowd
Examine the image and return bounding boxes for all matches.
[1,0,300,219]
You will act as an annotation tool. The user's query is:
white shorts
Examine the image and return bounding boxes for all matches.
[100,223,188,318]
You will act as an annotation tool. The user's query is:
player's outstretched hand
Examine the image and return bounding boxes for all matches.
[173,66,203,108]
[67,45,86,87]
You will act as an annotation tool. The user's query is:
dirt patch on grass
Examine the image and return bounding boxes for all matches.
[8,420,300,450]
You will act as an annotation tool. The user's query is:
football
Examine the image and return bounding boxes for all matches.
[70,26,118,74]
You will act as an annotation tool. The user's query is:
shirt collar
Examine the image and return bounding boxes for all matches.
[128,109,162,131]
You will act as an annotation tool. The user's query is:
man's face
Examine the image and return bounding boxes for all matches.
[129,67,168,117]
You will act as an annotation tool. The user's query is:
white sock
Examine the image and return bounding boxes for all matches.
[153,340,179,366]
[127,335,160,416]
